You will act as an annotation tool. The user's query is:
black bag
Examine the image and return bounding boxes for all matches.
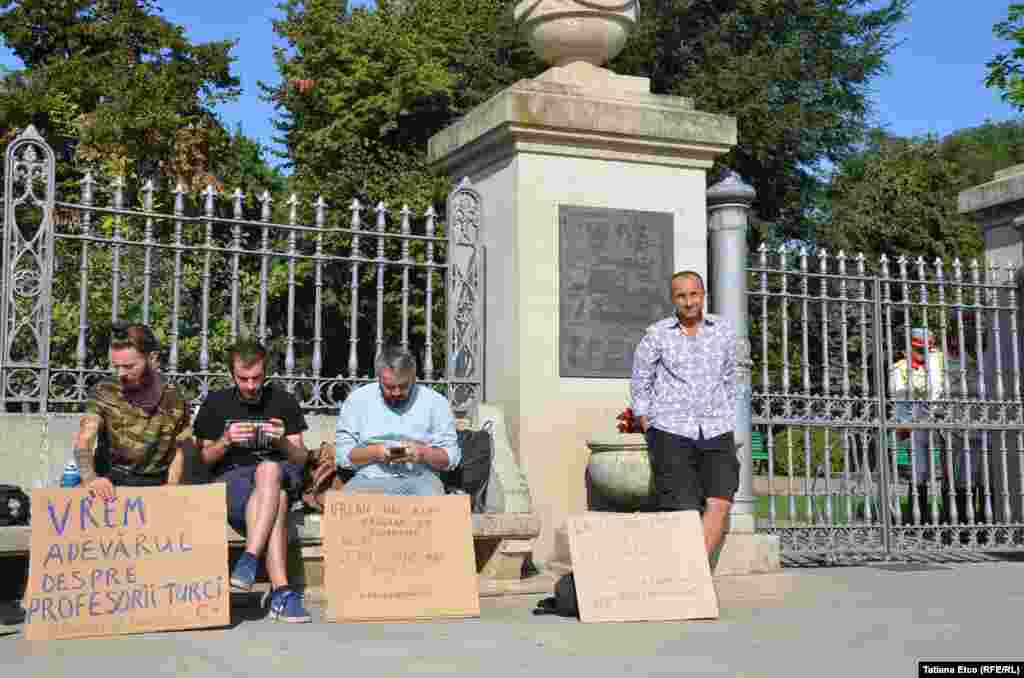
[0,484,30,526]
[442,421,494,513]
[533,573,579,618]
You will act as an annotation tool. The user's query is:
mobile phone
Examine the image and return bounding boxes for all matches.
[227,419,270,449]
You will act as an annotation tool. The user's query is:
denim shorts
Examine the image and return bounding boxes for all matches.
[216,461,303,532]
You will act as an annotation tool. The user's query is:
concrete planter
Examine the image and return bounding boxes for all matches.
[514,0,639,67]
[585,434,655,512]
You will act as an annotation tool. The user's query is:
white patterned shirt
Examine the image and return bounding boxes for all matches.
[630,313,739,439]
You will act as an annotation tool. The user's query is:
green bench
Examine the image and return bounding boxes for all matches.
[751,431,767,471]
[890,438,940,467]
[749,430,938,468]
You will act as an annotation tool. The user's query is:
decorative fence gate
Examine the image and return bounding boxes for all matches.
[0,126,483,415]
[750,243,1024,561]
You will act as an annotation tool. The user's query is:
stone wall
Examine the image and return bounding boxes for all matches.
[959,164,1024,522]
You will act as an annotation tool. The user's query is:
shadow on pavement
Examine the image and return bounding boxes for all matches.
[228,592,270,627]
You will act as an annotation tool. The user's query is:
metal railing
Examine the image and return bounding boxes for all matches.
[0,126,484,415]
[750,243,1024,560]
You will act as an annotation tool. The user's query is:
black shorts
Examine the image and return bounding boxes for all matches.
[646,428,740,512]
[103,466,168,487]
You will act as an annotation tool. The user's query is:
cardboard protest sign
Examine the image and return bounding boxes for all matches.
[567,511,719,623]
[322,493,479,622]
[23,485,229,640]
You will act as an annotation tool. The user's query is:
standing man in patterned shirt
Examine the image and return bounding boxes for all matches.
[630,271,741,556]
[72,322,192,499]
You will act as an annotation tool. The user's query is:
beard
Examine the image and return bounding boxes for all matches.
[237,384,264,403]
[121,365,153,393]
[380,385,409,407]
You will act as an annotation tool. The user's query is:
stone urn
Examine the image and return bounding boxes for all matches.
[585,433,655,512]
[514,0,640,68]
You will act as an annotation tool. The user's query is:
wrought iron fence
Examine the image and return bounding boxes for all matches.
[750,243,1024,560]
[0,126,483,415]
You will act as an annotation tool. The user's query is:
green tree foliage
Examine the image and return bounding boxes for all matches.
[820,130,984,266]
[218,125,290,198]
[750,123,1022,457]
[0,2,309,404]
[0,0,240,187]
[937,119,1024,189]
[614,0,910,242]
[820,120,1024,268]
[266,0,911,390]
[268,0,908,241]
[266,0,541,208]
[752,126,996,404]
[47,199,304,395]
[263,0,543,381]
[987,3,1024,110]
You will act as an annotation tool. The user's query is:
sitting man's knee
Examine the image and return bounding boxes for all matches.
[254,461,283,484]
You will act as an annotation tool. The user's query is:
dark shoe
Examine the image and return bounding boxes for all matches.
[230,552,260,592]
[265,587,311,623]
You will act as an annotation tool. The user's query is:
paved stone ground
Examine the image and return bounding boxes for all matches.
[3,562,1024,677]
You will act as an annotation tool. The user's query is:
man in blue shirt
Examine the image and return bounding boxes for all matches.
[335,345,460,495]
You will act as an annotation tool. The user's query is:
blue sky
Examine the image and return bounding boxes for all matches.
[1,0,1020,168]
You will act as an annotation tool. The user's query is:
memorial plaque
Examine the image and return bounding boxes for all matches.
[23,485,230,640]
[567,511,719,623]
[321,493,480,622]
[559,205,675,378]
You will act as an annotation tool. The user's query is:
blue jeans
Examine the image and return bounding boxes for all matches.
[342,473,444,496]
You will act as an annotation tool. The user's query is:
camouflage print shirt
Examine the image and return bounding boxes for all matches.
[85,378,193,477]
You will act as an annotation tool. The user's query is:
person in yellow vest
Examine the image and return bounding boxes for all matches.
[889,328,946,524]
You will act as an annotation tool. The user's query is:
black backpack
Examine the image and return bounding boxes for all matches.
[442,421,494,513]
[0,485,30,526]
[533,573,579,618]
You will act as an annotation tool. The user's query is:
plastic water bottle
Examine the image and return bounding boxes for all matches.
[61,460,81,488]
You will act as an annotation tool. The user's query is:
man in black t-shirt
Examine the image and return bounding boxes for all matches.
[193,340,312,623]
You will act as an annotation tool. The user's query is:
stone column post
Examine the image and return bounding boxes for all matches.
[428,2,738,566]
[707,173,756,530]
[960,167,1024,523]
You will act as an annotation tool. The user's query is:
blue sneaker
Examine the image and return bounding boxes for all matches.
[230,552,259,592]
[265,587,312,623]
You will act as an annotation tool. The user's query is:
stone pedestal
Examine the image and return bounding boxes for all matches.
[709,514,781,576]
[428,69,735,565]
[959,165,1024,524]
[548,513,780,578]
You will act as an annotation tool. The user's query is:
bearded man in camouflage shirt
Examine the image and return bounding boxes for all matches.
[73,322,195,500]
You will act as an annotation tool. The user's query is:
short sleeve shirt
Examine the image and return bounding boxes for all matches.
[193,385,308,473]
[86,378,193,477]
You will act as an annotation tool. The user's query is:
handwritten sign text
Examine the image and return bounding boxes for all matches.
[24,485,229,640]
[322,493,479,622]
[567,510,719,623]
